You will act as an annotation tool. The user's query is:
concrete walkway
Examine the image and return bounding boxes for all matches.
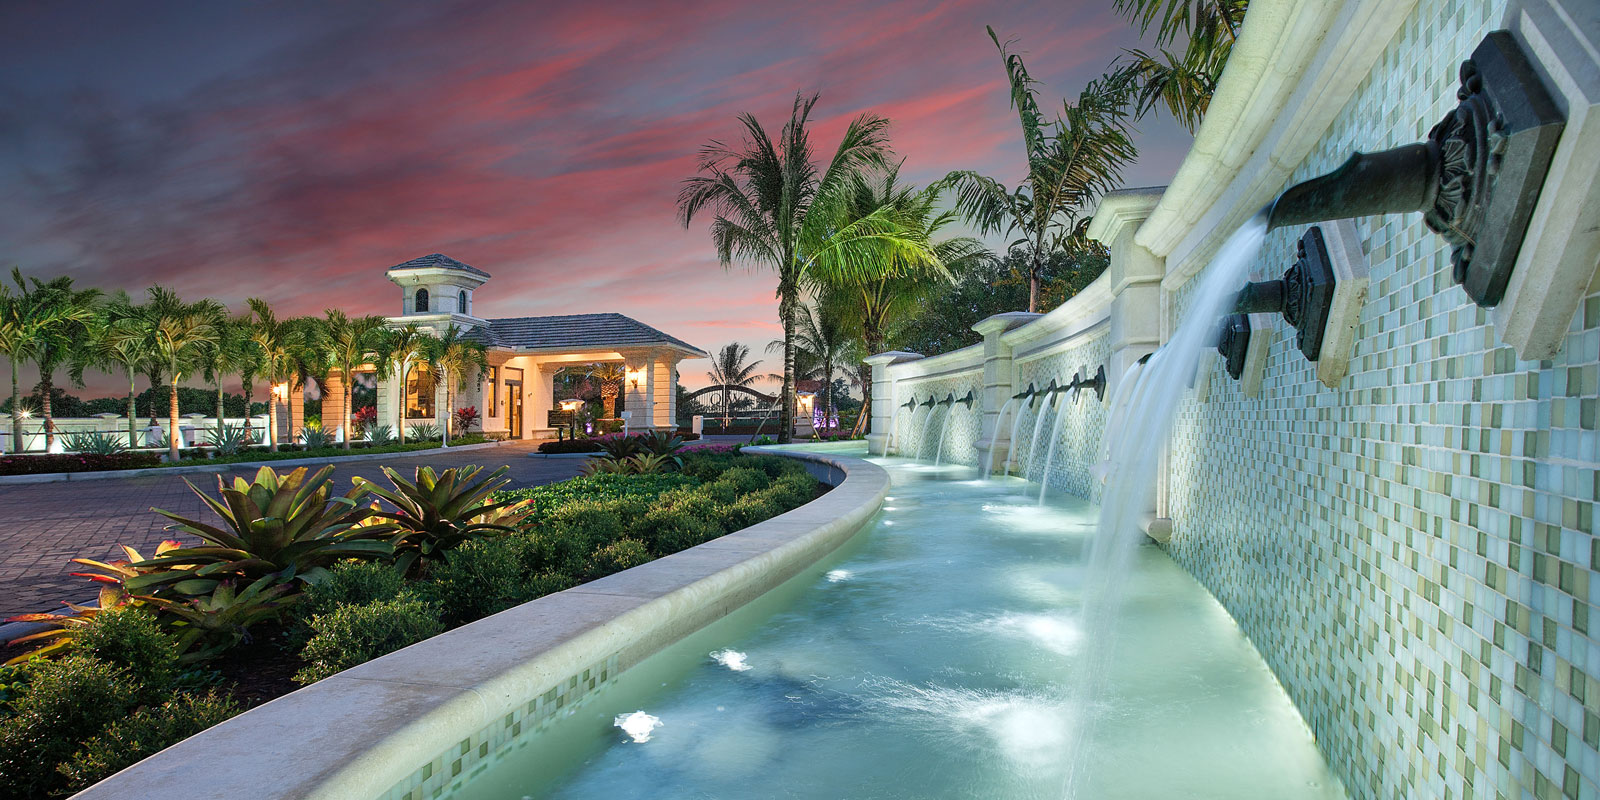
[0,441,583,618]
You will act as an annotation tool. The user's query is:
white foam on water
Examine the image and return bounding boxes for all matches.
[864,679,1072,770]
[825,569,851,583]
[613,711,662,743]
[710,649,751,671]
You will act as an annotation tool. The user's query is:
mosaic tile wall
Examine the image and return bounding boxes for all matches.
[1165,0,1600,797]
[378,653,619,800]
[890,370,984,465]
[1013,332,1112,502]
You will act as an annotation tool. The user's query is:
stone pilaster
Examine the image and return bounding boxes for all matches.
[861,351,924,455]
[970,312,1042,473]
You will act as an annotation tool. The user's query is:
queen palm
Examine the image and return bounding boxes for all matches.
[679,93,938,443]
[584,363,627,419]
[376,323,433,445]
[29,276,101,451]
[0,269,99,452]
[247,298,317,452]
[428,324,488,439]
[137,288,222,461]
[322,309,389,450]
[706,343,763,426]
[943,29,1136,313]
[781,299,861,431]
[197,313,254,445]
[78,292,153,446]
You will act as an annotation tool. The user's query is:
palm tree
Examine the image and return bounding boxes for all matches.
[376,323,433,445]
[782,300,861,431]
[705,343,764,427]
[197,313,254,445]
[78,292,152,447]
[1109,0,1246,132]
[679,93,938,443]
[584,363,627,419]
[321,309,389,450]
[943,29,1136,313]
[247,298,315,452]
[827,170,986,433]
[0,269,98,452]
[28,276,101,451]
[137,288,222,461]
[428,325,488,440]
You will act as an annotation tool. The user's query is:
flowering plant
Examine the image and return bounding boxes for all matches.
[453,406,480,434]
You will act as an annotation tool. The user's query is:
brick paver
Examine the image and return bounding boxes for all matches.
[0,442,582,617]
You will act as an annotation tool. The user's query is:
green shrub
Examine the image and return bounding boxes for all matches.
[498,473,697,520]
[664,492,729,537]
[716,466,770,494]
[295,595,444,685]
[631,507,722,556]
[698,480,739,504]
[72,608,181,696]
[59,690,241,792]
[586,539,652,579]
[545,500,625,546]
[420,537,535,625]
[679,454,740,481]
[725,492,784,529]
[0,656,139,798]
[768,474,817,509]
[302,560,407,618]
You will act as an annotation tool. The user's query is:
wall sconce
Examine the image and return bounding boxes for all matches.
[626,366,646,391]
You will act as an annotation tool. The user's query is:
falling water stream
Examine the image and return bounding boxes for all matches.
[1023,394,1054,481]
[932,404,954,466]
[1057,212,1269,794]
[916,405,939,460]
[1036,391,1073,505]
[983,397,1018,477]
[1003,397,1031,474]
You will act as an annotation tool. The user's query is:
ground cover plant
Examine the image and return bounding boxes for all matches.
[0,450,822,797]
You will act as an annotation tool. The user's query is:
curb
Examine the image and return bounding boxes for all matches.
[0,440,508,485]
[525,451,598,459]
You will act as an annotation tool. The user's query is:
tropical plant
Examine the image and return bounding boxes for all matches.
[246,298,320,453]
[320,309,388,450]
[366,423,395,445]
[21,275,102,452]
[453,405,480,434]
[197,313,253,446]
[134,287,224,461]
[375,323,433,445]
[207,424,256,456]
[408,422,441,441]
[137,575,300,661]
[3,585,136,665]
[60,430,128,456]
[774,299,862,431]
[594,433,646,461]
[353,465,536,574]
[80,292,155,446]
[0,268,99,453]
[136,466,393,595]
[298,427,336,449]
[942,28,1136,313]
[679,93,939,443]
[639,430,686,457]
[584,363,628,418]
[352,406,378,438]
[426,324,486,439]
[1109,0,1247,132]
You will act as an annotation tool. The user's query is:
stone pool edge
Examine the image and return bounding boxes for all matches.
[71,447,889,800]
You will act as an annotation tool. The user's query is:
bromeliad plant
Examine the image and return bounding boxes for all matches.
[135,465,394,595]
[354,465,536,575]
[136,574,299,661]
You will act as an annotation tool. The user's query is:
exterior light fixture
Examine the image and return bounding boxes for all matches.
[559,398,584,440]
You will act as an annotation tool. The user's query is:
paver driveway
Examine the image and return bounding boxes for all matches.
[0,441,583,617]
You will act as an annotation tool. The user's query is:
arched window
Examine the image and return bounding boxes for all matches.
[405,362,436,419]
[458,290,468,314]
[414,288,429,313]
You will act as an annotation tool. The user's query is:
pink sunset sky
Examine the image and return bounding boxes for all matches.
[0,0,1190,395]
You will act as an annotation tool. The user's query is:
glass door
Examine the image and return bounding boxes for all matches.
[505,380,523,439]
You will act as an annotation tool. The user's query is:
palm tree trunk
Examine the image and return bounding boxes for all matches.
[40,374,54,450]
[215,382,226,447]
[779,300,795,444]
[167,381,181,461]
[343,369,353,451]
[266,387,278,452]
[1028,252,1042,313]
[9,358,20,453]
[126,372,138,447]
[396,360,408,445]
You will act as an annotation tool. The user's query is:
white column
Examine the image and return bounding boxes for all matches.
[970,312,1042,473]
[862,351,924,455]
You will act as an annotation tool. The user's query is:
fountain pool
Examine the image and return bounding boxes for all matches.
[444,444,1343,800]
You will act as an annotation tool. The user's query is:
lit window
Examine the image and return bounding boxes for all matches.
[488,366,499,410]
[414,288,429,313]
[405,362,436,419]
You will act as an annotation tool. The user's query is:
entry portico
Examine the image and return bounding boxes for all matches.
[371,254,706,440]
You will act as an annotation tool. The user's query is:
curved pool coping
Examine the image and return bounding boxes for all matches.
[73,447,888,800]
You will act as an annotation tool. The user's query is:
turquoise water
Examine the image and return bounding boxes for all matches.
[451,447,1344,799]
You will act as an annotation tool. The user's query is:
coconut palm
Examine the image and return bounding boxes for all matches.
[1109,0,1246,132]
[375,323,433,445]
[196,313,255,445]
[826,170,986,433]
[137,288,223,461]
[584,363,627,419]
[246,298,317,452]
[321,309,389,450]
[679,93,939,443]
[0,269,100,452]
[428,324,488,439]
[778,300,861,431]
[77,292,153,446]
[705,343,764,426]
[942,29,1136,313]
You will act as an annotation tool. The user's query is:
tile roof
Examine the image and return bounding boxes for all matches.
[471,313,705,356]
[385,253,491,279]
